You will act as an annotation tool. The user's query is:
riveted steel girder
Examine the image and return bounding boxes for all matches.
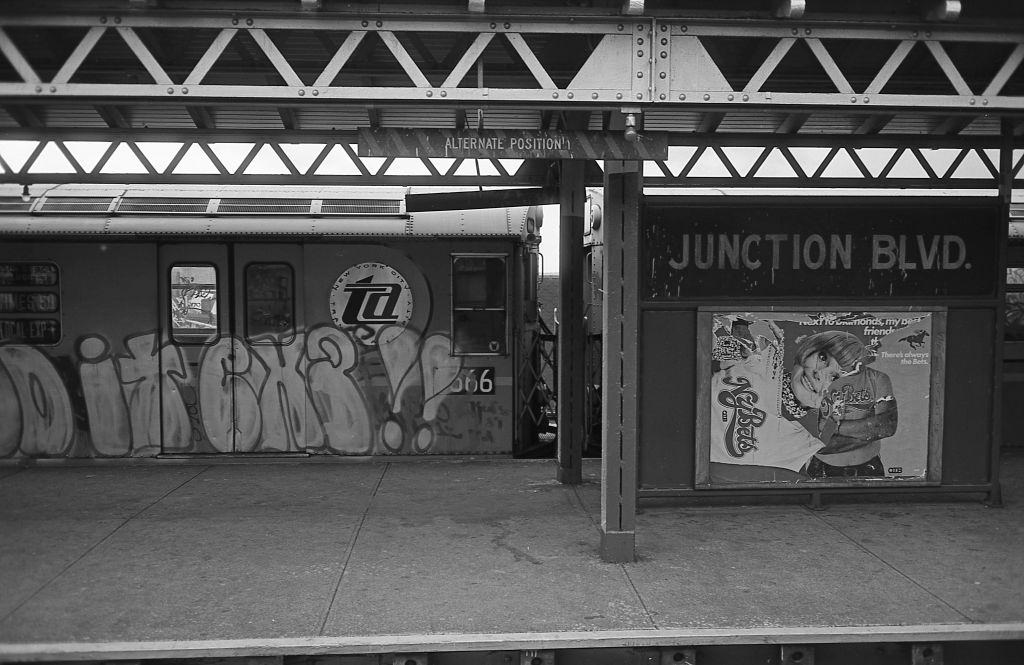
[1,7,1023,187]
[1,11,1022,110]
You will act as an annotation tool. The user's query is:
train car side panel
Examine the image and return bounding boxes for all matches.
[0,242,159,458]
[302,239,517,456]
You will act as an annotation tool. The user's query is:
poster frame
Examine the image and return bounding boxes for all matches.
[694,305,947,490]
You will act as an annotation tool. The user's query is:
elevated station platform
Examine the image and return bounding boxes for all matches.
[1,456,1022,664]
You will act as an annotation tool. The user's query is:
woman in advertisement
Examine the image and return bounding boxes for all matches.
[804,332,899,478]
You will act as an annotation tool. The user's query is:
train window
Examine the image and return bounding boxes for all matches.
[170,264,219,343]
[0,262,61,345]
[244,263,295,343]
[452,254,508,355]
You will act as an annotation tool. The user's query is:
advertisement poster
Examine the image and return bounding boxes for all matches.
[703,309,941,486]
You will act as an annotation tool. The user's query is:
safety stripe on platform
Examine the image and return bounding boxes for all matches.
[3,624,1024,661]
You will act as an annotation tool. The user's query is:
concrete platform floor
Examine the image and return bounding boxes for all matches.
[1,455,1023,661]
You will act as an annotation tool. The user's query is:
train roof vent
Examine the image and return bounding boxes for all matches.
[37,197,115,213]
[118,197,210,214]
[217,198,312,214]
[321,198,402,215]
[0,197,33,213]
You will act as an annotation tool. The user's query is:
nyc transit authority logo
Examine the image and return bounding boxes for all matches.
[329,262,413,345]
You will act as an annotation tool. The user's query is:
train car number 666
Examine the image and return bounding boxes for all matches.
[450,367,496,395]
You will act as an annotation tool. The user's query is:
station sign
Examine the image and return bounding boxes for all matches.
[642,199,1001,300]
[358,128,668,160]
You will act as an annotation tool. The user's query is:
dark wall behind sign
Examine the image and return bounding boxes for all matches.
[643,199,1001,300]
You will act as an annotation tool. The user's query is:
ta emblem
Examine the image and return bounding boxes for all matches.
[329,262,414,346]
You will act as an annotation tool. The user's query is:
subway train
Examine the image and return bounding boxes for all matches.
[0,185,550,460]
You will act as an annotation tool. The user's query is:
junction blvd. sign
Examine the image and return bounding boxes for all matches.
[358,128,668,160]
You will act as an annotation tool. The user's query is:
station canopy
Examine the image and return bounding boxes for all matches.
[0,0,1023,192]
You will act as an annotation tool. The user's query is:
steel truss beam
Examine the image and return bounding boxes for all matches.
[0,13,1022,110]
[1,134,1021,188]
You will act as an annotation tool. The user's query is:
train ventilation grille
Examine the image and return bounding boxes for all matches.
[117,198,210,214]
[217,198,313,214]
[321,199,402,215]
[0,198,34,213]
[37,197,115,213]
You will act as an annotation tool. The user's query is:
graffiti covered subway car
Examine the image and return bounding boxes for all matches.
[0,186,546,459]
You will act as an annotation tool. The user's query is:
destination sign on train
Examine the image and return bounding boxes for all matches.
[358,128,668,160]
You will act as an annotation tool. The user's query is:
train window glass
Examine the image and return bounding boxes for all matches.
[245,263,295,343]
[0,262,61,345]
[1008,267,1024,342]
[170,264,219,343]
[452,254,507,355]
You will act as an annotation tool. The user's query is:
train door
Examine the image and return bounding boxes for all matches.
[159,243,308,454]
[159,244,234,453]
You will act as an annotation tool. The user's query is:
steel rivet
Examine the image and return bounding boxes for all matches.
[681,26,687,33]
[661,51,667,58]
[637,71,644,78]
[636,93,643,99]
[377,20,384,27]
[616,92,623,99]
[680,94,686,100]
[637,24,644,31]
[567,92,574,98]
[637,50,644,57]
[703,93,710,101]
[969,98,976,105]
[426,90,433,97]
[246,18,254,26]
[912,30,919,37]
[552,92,559,98]
[850,96,857,102]
[661,38,668,45]
[34,85,42,93]
[440,90,447,97]
[504,22,511,29]
[114,16,121,24]
[167,87,174,94]
[983,98,989,105]
[926,31,932,38]
[232,18,239,25]
[182,87,189,94]
[659,93,666,99]
[804,28,811,35]
[863,96,869,103]
[490,22,496,29]
[49,86,56,93]
[100,16,107,23]
[312,89,319,96]
[742,94,749,101]
[792,28,798,35]
[362,20,368,27]
[592,92,599,99]
[298,89,305,96]
[728,93,734,101]
[660,72,666,79]
[637,37,644,45]
[661,24,667,31]
[617,24,624,31]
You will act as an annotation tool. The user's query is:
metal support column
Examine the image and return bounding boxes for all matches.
[557,160,586,484]
[600,160,640,563]
[990,118,1013,507]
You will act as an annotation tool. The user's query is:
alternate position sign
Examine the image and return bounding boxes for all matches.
[358,128,668,160]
